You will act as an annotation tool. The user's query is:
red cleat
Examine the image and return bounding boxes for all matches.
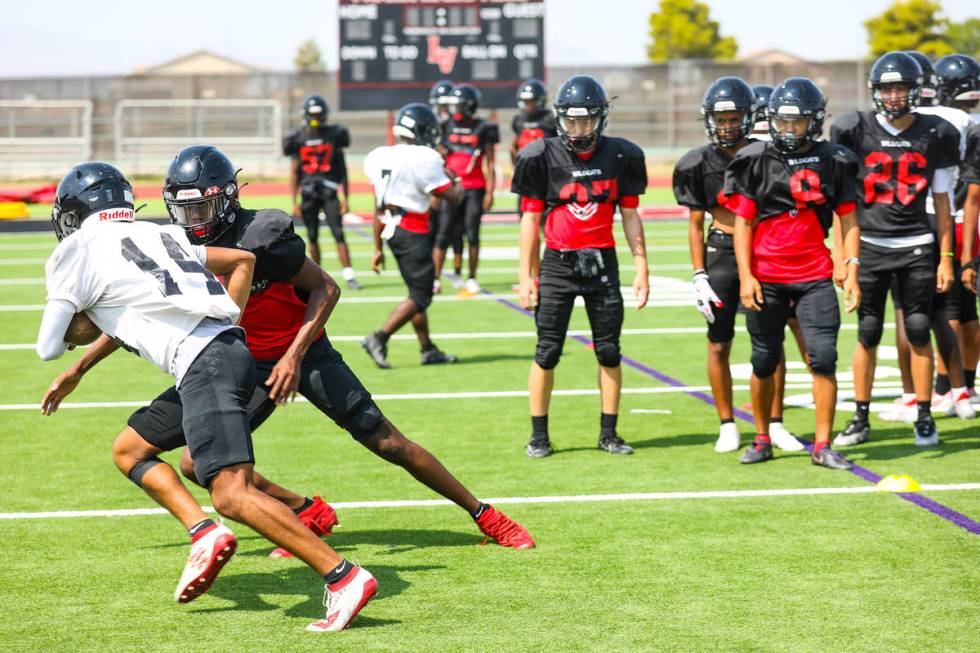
[175,523,237,603]
[306,567,378,632]
[475,505,535,549]
[270,496,338,559]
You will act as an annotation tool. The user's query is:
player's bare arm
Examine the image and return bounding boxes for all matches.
[734,217,762,311]
[687,208,707,273]
[371,208,385,273]
[621,206,649,310]
[433,178,463,205]
[41,333,121,416]
[289,157,301,217]
[831,212,846,288]
[203,247,256,317]
[839,209,862,313]
[933,191,954,293]
[482,144,496,212]
[961,183,979,293]
[517,209,542,309]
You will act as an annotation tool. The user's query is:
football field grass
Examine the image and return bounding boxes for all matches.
[0,220,978,652]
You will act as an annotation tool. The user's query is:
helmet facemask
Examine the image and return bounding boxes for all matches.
[556,106,606,153]
[770,110,813,153]
[871,80,920,119]
[165,181,237,245]
[703,107,753,148]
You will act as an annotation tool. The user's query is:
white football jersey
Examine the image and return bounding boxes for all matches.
[363,143,451,214]
[914,105,970,216]
[44,218,240,376]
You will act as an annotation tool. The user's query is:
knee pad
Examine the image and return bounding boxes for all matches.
[858,313,884,348]
[409,289,433,312]
[905,312,931,347]
[594,341,621,368]
[126,456,163,488]
[342,401,386,441]
[534,343,563,370]
[751,349,780,379]
[808,344,838,376]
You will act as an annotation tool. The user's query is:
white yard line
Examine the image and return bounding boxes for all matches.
[2,483,977,520]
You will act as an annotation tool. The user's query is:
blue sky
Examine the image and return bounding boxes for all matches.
[0,0,976,78]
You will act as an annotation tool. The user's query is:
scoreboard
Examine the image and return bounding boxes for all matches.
[338,0,545,110]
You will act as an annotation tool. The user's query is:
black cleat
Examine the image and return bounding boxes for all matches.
[526,436,553,458]
[346,278,363,290]
[361,333,392,369]
[833,417,870,447]
[914,415,939,447]
[739,442,773,464]
[811,446,853,470]
[598,433,634,455]
[420,346,458,365]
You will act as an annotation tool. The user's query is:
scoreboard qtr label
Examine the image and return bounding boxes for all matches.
[338,0,546,110]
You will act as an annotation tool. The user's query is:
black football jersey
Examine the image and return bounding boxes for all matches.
[830,111,960,237]
[283,125,350,186]
[672,141,756,211]
[443,117,499,154]
[512,109,558,152]
[213,208,306,295]
[955,122,980,209]
[722,140,859,232]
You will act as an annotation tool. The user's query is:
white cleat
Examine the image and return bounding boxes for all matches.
[174,524,237,603]
[969,388,979,406]
[931,392,953,414]
[463,278,482,294]
[769,421,805,451]
[451,274,466,290]
[950,389,976,420]
[880,394,917,423]
[306,567,378,633]
[714,422,741,453]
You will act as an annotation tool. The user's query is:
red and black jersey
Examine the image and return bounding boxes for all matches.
[512,109,558,153]
[443,117,499,189]
[212,208,313,361]
[672,141,756,211]
[723,140,859,283]
[956,122,980,208]
[830,111,960,238]
[511,136,647,250]
[283,125,350,187]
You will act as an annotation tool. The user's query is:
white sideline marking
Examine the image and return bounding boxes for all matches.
[0,381,903,411]
[0,259,46,266]
[3,483,978,520]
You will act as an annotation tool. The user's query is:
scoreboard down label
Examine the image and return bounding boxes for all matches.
[338,0,546,110]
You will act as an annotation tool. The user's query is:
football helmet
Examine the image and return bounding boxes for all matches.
[392,103,442,148]
[517,78,548,111]
[303,95,329,128]
[934,54,980,106]
[768,77,827,153]
[905,51,938,105]
[700,77,755,147]
[163,145,239,245]
[428,79,455,108]
[751,85,774,128]
[553,75,609,153]
[448,84,481,120]
[868,51,922,119]
[51,162,135,242]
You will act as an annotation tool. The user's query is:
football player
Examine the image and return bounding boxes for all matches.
[513,75,649,458]
[673,77,805,454]
[37,161,379,631]
[831,51,960,447]
[750,84,773,140]
[724,78,862,469]
[361,103,462,369]
[283,95,359,288]
[428,78,455,124]
[511,78,557,163]
[434,84,499,294]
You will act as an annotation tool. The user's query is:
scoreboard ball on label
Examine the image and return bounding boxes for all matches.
[65,311,102,346]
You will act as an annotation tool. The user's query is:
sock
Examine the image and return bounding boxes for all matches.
[421,343,436,353]
[293,497,314,515]
[342,266,355,281]
[600,413,618,437]
[770,416,783,424]
[188,518,216,542]
[854,401,871,423]
[454,267,462,277]
[323,559,354,586]
[935,373,951,396]
[753,434,771,447]
[531,415,548,438]
[375,330,390,345]
[720,418,735,426]
[471,503,490,520]
[917,400,931,422]
[965,369,976,390]
[813,440,829,454]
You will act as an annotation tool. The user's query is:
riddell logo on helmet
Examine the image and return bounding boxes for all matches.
[205,186,221,196]
[97,209,134,222]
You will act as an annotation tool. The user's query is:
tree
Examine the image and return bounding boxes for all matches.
[294,39,325,72]
[647,0,737,62]
[946,18,980,57]
[864,0,953,58]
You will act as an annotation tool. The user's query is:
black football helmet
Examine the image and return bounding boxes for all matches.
[51,162,135,242]
[163,145,239,245]
[448,85,481,120]
[768,77,827,153]
[751,85,774,128]
[428,79,455,108]
[517,78,548,111]
[868,51,923,119]
[905,51,938,105]
[934,54,980,106]
[700,77,755,147]
[553,75,609,153]
[303,95,329,128]
[392,103,442,148]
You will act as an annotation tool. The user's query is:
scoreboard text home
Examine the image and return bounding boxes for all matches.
[338,0,546,110]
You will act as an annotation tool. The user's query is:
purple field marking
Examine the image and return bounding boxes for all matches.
[487,290,980,535]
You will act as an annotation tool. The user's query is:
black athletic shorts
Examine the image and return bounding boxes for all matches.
[704,229,740,343]
[128,337,386,471]
[860,240,935,323]
[299,180,343,244]
[387,226,435,311]
[435,188,485,251]
[946,259,979,323]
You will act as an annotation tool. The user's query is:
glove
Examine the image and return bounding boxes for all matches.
[692,271,723,324]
